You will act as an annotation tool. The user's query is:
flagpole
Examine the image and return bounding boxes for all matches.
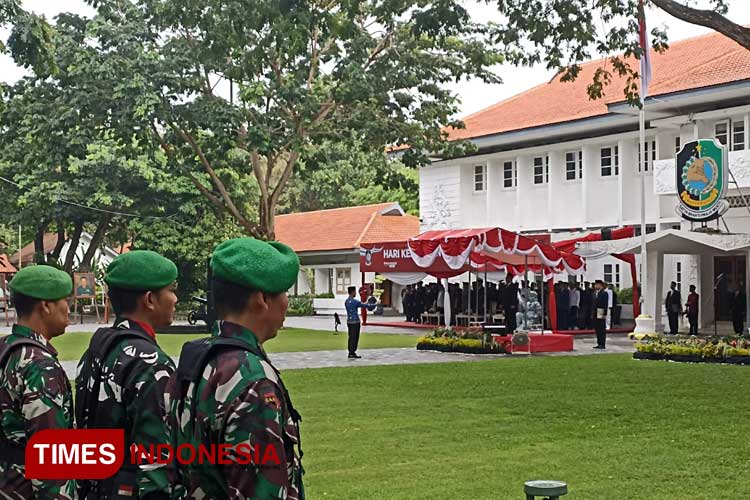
[639,101,647,316]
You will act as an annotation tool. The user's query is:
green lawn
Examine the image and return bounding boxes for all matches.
[49,328,418,361]
[286,354,750,499]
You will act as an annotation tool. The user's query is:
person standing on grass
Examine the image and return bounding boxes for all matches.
[0,266,75,499]
[665,281,682,335]
[167,237,305,499]
[593,280,608,349]
[345,286,376,359]
[685,285,699,335]
[75,250,178,500]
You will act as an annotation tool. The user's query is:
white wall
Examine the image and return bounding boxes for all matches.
[420,163,462,231]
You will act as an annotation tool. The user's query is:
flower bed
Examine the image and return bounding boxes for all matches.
[634,335,750,365]
[416,327,506,355]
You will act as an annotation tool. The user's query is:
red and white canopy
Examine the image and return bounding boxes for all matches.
[407,227,585,275]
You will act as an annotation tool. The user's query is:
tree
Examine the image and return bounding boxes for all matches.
[79,0,503,239]
[0,0,56,74]
[493,0,749,105]
[282,139,419,214]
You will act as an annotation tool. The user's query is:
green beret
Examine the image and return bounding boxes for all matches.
[9,265,73,301]
[211,238,300,294]
[105,250,178,291]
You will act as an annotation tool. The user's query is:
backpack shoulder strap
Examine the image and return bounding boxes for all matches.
[0,336,51,369]
[75,326,154,429]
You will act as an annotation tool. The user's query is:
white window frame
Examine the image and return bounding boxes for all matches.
[732,119,745,151]
[600,145,619,177]
[473,164,486,193]
[674,136,681,154]
[502,160,516,189]
[533,155,549,185]
[676,261,682,290]
[335,267,351,295]
[565,150,582,181]
[637,140,656,173]
[603,263,621,289]
[715,119,729,148]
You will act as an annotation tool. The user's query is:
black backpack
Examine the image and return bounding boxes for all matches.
[0,336,54,465]
[174,336,303,453]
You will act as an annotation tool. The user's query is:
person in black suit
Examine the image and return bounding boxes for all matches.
[593,280,609,349]
[730,285,746,335]
[580,282,593,330]
[503,274,519,333]
[665,281,682,335]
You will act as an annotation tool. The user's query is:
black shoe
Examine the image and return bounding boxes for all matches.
[348,354,362,359]
[593,345,605,349]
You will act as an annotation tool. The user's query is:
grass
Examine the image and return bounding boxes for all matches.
[283,354,750,499]
[49,328,418,361]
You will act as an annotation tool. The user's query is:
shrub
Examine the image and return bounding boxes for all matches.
[288,295,313,316]
[314,292,335,299]
[416,336,505,355]
[618,287,633,304]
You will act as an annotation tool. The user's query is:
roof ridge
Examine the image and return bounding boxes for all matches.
[354,211,380,248]
[275,202,396,218]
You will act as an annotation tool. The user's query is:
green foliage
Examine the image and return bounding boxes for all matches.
[618,287,634,304]
[288,295,314,316]
[416,335,504,354]
[635,334,750,363]
[314,293,335,299]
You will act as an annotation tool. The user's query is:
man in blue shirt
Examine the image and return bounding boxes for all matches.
[345,286,376,358]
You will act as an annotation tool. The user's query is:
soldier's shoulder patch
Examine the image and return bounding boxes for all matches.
[262,391,281,410]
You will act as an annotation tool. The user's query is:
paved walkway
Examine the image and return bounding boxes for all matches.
[59,335,635,379]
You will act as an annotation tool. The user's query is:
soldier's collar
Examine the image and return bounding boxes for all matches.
[11,324,58,355]
[114,317,157,339]
[213,320,263,351]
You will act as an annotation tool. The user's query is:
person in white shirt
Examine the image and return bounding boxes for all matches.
[605,283,614,330]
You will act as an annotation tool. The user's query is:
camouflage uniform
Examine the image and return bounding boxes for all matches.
[0,325,75,499]
[166,321,304,500]
[75,318,175,499]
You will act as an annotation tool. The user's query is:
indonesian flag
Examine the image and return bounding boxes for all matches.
[638,0,652,100]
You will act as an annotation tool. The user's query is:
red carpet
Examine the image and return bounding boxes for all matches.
[553,327,631,336]
[491,333,574,353]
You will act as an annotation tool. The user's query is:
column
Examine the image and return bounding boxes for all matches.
[581,145,598,229]
[646,249,664,332]
[516,155,529,231]
[744,113,749,151]
[547,150,563,231]
[619,139,637,225]
[485,160,493,227]
[617,139,626,226]
[746,250,750,328]
[699,253,713,330]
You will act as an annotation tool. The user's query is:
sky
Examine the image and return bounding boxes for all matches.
[1,0,750,119]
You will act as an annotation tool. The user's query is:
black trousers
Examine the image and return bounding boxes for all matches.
[733,313,744,335]
[569,306,579,329]
[667,311,679,335]
[505,306,517,333]
[594,318,606,347]
[687,312,698,335]
[347,322,361,355]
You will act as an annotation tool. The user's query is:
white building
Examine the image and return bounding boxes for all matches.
[275,203,420,315]
[419,32,750,327]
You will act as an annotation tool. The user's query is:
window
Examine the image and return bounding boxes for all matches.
[637,140,656,172]
[715,120,729,147]
[604,263,621,289]
[600,146,619,176]
[676,262,682,290]
[565,150,582,180]
[335,268,351,294]
[533,155,549,184]
[634,224,657,237]
[503,160,516,188]
[675,136,681,154]
[733,120,745,151]
[473,164,485,192]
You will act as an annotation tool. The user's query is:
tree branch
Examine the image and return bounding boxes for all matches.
[651,0,750,49]
[270,150,300,209]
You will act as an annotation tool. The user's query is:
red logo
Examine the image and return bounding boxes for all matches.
[25,429,125,479]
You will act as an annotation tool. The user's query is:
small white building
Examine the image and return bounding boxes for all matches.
[276,203,420,315]
[419,32,750,327]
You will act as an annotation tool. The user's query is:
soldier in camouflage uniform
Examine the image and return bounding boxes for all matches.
[167,237,304,499]
[0,265,75,499]
[75,250,178,500]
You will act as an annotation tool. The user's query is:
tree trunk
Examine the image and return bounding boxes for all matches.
[63,220,84,273]
[78,216,111,272]
[652,0,750,49]
[50,221,66,262]
[33,222,48,264]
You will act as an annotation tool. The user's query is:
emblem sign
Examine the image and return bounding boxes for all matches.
[675,139,729,222]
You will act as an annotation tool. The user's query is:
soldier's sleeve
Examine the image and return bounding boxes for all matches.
[124,350,175,499]
[19,352,76,500]
[223,378,290,500]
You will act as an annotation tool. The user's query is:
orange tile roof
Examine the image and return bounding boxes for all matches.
[0,254,17,274]
[449,31,750,141]
[275,203,420,253]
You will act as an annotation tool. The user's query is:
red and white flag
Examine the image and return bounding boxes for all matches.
[638,0,652,100]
